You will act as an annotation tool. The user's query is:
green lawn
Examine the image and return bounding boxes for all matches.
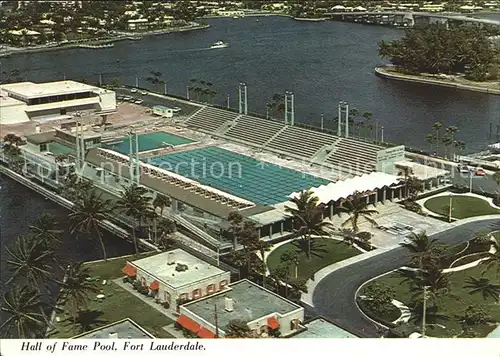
[266,238,361,283]
[424,196,500,219]
[48,252,174,338]
[360,266,500,337]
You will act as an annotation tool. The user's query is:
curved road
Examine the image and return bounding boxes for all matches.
[312,219,500,337]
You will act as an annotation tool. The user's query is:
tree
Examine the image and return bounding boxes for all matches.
[6,236,54,291]
[153,194,171,217]
[157,218,177,249]
[225,319,254,338]
[341,192,379,232]
[362,282,396,315]
[69,190,114,262]
[378,24,499,81]
[29,212,62,250]
[480,239,500,277]
[285,190,332,259]
[406,176,424,201]
[338,228,357,246]
[227,211,244,248]
[0,286,48,338]
[58,262,99,335]
[400,231,439,271]
[464,277,500,302]
[280,250,300,279]
[116,184,152,255]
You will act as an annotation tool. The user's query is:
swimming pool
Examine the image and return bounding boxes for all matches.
[106,132,194,155]
[146,146,329,205]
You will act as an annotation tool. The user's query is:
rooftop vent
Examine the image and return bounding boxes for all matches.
[175,263,188,272]
[108,332,118,338]
[224,297,234,312]
[167,252,175,265]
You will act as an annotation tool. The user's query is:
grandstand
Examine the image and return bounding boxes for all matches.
[224,115,285,147]
[181,106,386,177]
[184,106,239,133]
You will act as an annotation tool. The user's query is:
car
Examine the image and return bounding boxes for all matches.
[117,95,124,100]
[140,91,148,95]
[475,168,486,176]
[134,99,144,104]
[172,107,182,113]
[457,164,470,174]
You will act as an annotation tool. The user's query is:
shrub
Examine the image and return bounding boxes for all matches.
[461,305,493,325]
[362,283,396,315]
[162,301,170,309]
[123,276,129,283]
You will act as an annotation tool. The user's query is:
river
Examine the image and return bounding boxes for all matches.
[1,14,500,312]
[1,16,500,152]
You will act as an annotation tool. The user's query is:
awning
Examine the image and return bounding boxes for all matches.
[267,317,280,330]
[149,280,159,290]
[197,327,216,338]
[176,315,201,334]
[122,264,137,277]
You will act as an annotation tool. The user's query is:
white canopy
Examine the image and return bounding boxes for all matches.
[9,29,40,36]
[288,172,401,205]
[354,6,367,11]
[332,5,346,10]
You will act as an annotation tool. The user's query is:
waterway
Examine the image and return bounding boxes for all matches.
[0,174,135,314]
[1,14,500,309]
[1,16,500,153]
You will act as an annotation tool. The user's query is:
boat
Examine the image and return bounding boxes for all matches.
[210,41,228,49]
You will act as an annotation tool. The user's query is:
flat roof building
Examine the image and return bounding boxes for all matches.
[0,80,116,125]
[179,279,304,338]
[73,318,154,339]
[122,249,230,313]
[289,317,360,338]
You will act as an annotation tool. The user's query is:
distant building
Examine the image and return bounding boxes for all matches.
[127,18,149,31]
[122,249,231,312]
[0,80,116,125]
[179,279,304,338]
[73,318,154,339]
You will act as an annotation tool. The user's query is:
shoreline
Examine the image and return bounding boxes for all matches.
[0,23,210,57]
[374,66,500,95]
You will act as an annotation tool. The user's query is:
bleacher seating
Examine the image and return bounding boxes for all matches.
[224,115,285,146]
[325,138,379,174]
[266,126,337,159]
[184,107,239,133]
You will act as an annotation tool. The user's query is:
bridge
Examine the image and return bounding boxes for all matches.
[324,11,500,27]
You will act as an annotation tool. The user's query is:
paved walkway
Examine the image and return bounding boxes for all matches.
[487,324,500,338]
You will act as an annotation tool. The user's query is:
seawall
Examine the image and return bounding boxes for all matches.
[374,66,500,95]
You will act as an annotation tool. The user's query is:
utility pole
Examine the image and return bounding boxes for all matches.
[448,194,452,222]
[422,286,428,338]
[215,304,219,338]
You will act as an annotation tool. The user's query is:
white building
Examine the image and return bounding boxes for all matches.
[122,249,230,312]
[0,80,116,125]
[179,279,304,338]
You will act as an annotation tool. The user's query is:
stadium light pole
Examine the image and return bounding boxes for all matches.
[227,94,230,109]
[381,126,384,143]
[321,113,324,130]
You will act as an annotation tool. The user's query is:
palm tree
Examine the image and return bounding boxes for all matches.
[463,277,500,302]
[338,228,357,246]
[341,192,379,232]
[6,236,54,291]
[227,211,244,248]
[285,190,318,217]
[68,190,114,262]
[116,184,152,255]
[29,212,62,249]
[0,286,48,338]
[400,231,439,272]
[153,194,171,218]
[225,319,254,338]
[157,218,177,249]
[58,262,99,335]
[280,250,300,279]
[479,239,500,277]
